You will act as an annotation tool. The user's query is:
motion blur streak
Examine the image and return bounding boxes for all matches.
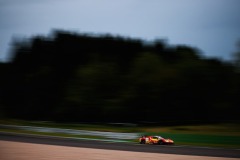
[1,31,240,124]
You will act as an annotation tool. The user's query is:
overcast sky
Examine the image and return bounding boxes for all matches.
[0,0,240,62]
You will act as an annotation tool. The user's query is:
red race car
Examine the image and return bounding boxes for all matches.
[139,135,174,145]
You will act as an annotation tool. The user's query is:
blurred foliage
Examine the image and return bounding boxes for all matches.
[0,30,239,124]
[232,40,240,72]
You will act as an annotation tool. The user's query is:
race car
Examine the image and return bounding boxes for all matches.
[139,135,174,145]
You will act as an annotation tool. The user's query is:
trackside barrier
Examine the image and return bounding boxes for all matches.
[0,124,138,139]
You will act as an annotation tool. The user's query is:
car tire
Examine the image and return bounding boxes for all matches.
[158,140,163,145]
[140,139,145,144]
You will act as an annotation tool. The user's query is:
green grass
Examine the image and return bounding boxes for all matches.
[0,119,240,148]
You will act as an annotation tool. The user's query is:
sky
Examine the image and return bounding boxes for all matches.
[0,0,240,62]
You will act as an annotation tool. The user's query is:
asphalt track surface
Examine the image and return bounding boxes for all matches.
[0,132,239,158]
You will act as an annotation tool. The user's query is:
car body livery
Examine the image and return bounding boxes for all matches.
[139,135,174,145]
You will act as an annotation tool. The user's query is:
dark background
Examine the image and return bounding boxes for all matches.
[0,30,239,125]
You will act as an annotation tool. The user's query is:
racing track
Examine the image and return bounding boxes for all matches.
[0,132,239,158]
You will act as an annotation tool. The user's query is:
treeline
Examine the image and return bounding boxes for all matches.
[0,30,239,124]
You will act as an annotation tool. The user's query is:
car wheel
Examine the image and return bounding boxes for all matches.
[158,140,163,145]
[140,139,146,144]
